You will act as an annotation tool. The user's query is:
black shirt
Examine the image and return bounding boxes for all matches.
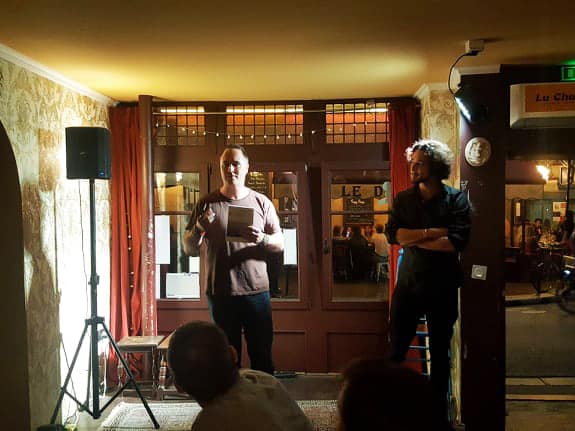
[386,184,471,287]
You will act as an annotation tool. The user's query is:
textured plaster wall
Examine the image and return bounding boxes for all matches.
[420,87,460,187]
[418,85,462,423]
[0,58,110,430]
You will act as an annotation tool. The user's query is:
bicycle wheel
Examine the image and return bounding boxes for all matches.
[539,263,562,293]
[557,279,575,314]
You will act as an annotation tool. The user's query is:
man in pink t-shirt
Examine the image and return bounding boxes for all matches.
[183,145,284,374]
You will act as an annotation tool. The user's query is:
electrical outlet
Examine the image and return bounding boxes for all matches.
[471,264,488,280]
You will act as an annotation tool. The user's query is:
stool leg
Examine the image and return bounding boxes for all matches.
[117,352,126,392]
[152,347,158,399]
[158,357,167,401]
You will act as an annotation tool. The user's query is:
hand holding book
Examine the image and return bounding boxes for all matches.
[226,205,255,242]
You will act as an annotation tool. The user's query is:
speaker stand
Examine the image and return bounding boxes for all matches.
[46,179,159,429]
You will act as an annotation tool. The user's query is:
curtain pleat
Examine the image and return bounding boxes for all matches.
[388,101,418,299]
[108,106,145,382]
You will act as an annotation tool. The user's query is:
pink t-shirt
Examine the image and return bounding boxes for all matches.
[186,190,281,296]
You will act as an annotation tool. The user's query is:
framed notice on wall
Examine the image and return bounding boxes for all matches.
[343,197,373,225]
[246,172,269,197]
[553,201,567,222]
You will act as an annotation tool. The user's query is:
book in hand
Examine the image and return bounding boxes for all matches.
[226,205,254,242]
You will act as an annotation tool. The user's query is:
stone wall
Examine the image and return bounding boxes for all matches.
[0,57,110,430]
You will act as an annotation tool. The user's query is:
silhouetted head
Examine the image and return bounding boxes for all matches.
[338,358,434,431]
[168,321,239,405]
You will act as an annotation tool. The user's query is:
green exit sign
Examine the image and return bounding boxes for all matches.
[562,66,575,81]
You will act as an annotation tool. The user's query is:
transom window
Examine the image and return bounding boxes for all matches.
[326,102,389,144]
[226,104,304,145]
[153,106,206,146]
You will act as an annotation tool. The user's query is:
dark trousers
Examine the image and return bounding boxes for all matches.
[208,291,274,375]
[389,277,458,428]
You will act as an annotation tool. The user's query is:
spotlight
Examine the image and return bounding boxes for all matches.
[454,85,488,124]
[447,39,488,124]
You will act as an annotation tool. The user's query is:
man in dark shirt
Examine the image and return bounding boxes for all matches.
[386,139,471,431]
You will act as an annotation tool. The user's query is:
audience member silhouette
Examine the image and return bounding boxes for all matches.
[168,321,313,431]
[348,226,371,279]
[333,225,343,239]
[362,224,374,241]
[337,357,435,431]
[559,210,574,254]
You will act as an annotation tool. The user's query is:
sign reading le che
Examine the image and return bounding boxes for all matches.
[510,82,575,128]
[524,83,575,113]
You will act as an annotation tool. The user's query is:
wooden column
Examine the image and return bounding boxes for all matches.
[459,73,506,431]
[139,95,157,335]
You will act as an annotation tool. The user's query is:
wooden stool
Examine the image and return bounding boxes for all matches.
[157,332,174,400]
[117,335,165,397]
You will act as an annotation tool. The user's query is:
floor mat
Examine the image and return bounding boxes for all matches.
[100,399,338,430]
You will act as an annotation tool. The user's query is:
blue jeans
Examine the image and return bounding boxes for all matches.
[208,291,274,374]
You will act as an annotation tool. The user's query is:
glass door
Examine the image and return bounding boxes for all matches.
[250,162,310,309]
[153,164,209,306]
[322,161,391,307]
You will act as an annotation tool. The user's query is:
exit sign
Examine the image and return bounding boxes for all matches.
[562,66,575,81]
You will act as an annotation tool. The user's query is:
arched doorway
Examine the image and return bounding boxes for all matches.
[0,120,31,429]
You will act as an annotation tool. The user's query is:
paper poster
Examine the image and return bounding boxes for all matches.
[154,215,170,265]
[283,228,297,265]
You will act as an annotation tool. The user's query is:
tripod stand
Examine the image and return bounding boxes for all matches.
[49,178,159,429]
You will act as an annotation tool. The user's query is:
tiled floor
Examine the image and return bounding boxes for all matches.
[75,374,342,430]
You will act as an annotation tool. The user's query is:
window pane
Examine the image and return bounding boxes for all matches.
[154,172,200,212]
[326,102,389,145]
[330,170,392,302]
[153,106,206,146]
[154,172,202,299]
[247,170,300,300]
[155,214,201,299]
[226,104,303,146]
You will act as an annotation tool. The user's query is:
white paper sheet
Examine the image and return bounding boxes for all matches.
[283,228,297,265]
[155,215,171,265]
[166,273,200,299]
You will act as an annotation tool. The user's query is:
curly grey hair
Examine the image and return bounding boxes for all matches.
[405,139,453,180]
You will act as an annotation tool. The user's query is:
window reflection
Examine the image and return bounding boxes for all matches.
[247,171,300,300]
[154,172,201,299]
[154,172,200,212]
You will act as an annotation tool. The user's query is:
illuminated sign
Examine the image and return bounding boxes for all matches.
[510,82,575,128]
[562,66,575,82]
[524,83,575,113]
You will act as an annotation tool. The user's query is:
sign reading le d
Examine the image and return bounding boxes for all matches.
[331,184,384,199]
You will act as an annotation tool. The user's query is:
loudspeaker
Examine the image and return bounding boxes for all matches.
[66,127,111,179]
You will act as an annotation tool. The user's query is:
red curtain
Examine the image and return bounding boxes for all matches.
[388,101,418,299]
[108,106,145,381]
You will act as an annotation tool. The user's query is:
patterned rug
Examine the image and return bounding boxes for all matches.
[100,400,338,430]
